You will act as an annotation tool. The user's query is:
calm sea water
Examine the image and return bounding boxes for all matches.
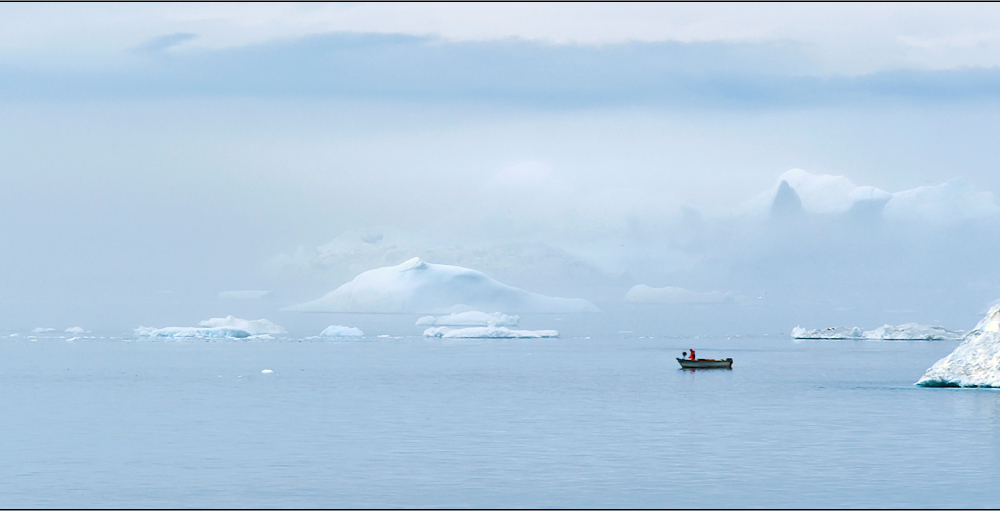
[1,329,997,508]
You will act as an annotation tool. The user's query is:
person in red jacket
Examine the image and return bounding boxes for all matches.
[689,349,696,360]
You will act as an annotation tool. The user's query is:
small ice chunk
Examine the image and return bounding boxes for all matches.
[261,369,274,374]
[423,326,559,338]
[415,311,519,327]
[319,325,364,337]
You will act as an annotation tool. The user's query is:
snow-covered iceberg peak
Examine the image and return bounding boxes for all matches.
[284,257,600,314]
[198,316,286,335]
[415,311,519,327]
[917,304,1000,387]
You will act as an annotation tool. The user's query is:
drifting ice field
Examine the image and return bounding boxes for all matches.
[2,324,999,508]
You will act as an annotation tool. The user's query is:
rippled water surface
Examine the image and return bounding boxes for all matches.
[2,331,998,508]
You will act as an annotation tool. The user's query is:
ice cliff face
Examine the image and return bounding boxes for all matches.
[284,257,600,314]
[917,304,1000,387]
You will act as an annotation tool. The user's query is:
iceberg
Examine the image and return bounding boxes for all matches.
[134,326,252,338]
[415,311,519,327]
[791,326,864,339]
[65,327,87,334]
[917,304,1000,387]
[863,323,963,340]
[422,326,559,338]
[320,325,364,337]
[625,285,731,304]
[198,316,287,335]
[32,327,55,333]
[284,257,599,314]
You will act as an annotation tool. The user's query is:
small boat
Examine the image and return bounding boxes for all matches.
[677,358,733,369]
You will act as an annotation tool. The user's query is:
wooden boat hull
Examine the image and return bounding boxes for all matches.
[677,358,733,369]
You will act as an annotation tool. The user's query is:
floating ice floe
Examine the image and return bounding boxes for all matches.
[283,257,599,314]
[320,325,364,337]
[917,304,1000,387]
[261,369,274,374]
[32,327,55,333]
[135,326,252,338]
[792,324,962,340]
[198,316,287,335]
[625,285,731,304]
[423,326,559,338]
[415,311,519,327]
[65,327,88,334]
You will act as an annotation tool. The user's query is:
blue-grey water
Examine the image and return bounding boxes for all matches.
[1,328,997,508]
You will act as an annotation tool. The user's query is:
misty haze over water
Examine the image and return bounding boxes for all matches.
[5,3,1000,508]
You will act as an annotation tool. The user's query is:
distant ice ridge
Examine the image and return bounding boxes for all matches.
[864,323,963,340]
[625,285,731,304]
[917,304,1000,387]
[792,324,963,340]
[135,326,253,338]
[415,311,519,327]
[198,316,286,335]
[134,316,286,339]
[423,326,559,338]
[320,325,364,337]
[284,257,599,314]
[791,326,864,339]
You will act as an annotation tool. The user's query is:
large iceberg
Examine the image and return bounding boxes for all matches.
[135,326,252,338]
[423,326,559,339]
[625,285,731,304]
[284,257,599,314]
[917,304,1000,387]
[792,324,963,340]
[415,311,519,327]
[198,316,286,335]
